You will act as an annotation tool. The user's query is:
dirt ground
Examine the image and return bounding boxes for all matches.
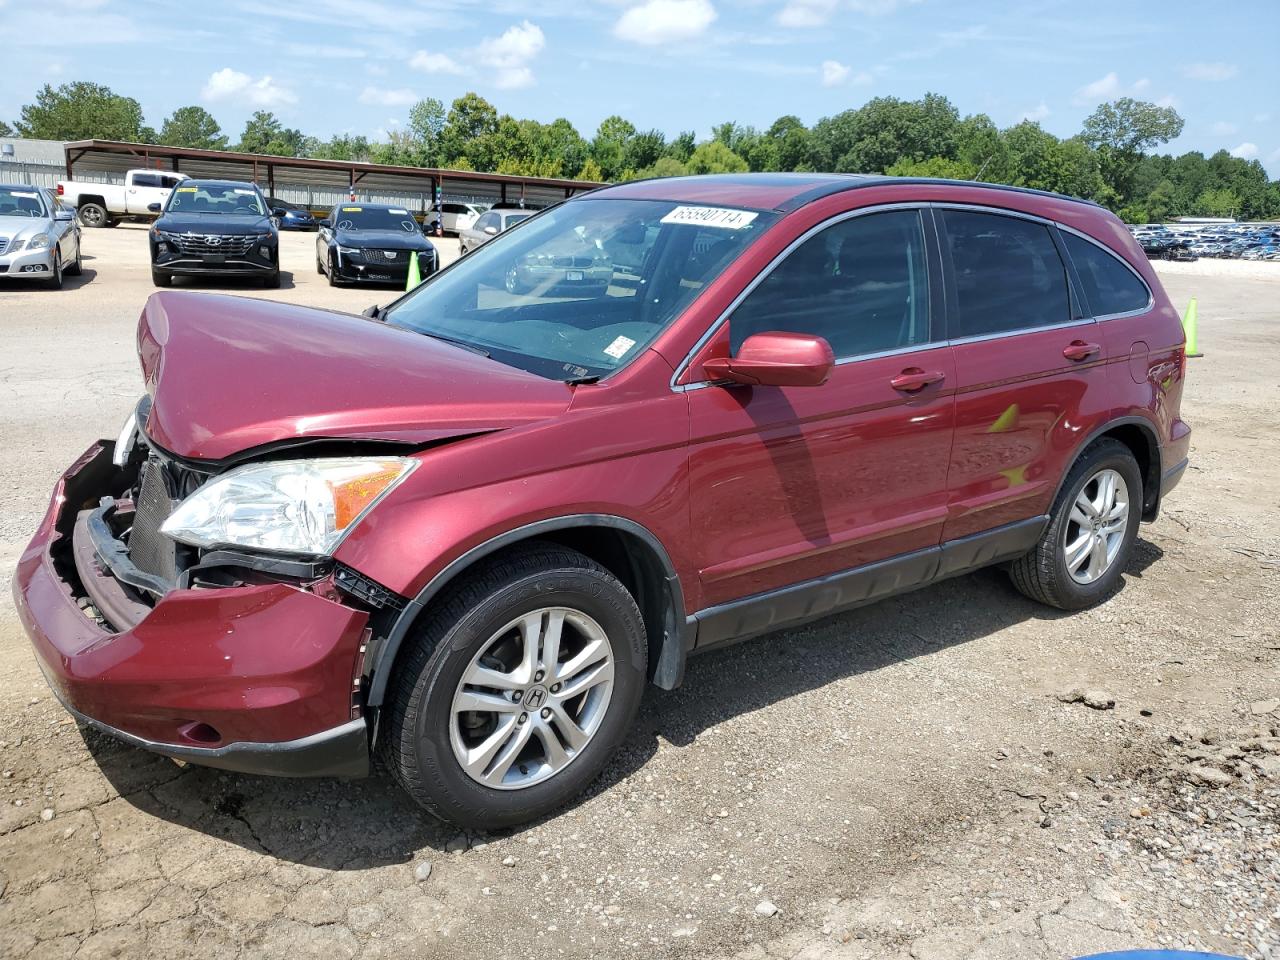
[0,227,1276,960]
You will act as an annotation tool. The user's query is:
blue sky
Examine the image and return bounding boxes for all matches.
[2,0,1277,175]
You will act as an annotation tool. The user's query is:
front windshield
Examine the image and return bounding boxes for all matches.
[167,183,267,216]
[384,198,777,380]
[333,205,418,232]
[0,187,48,218]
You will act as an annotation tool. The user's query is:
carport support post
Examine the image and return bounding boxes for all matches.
[500,182,508,205]
[267,164,275,199]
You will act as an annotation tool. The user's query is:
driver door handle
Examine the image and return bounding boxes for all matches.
[890,368,946,392]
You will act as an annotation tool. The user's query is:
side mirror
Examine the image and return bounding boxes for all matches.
[55,209,75,221]
[483,225,498,236]
[271,206,287,217]
[702,331,835,387]
[147,202,162,213]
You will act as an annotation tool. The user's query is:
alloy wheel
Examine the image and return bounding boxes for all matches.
[449,607,615,790]
[1062,467,1129,584]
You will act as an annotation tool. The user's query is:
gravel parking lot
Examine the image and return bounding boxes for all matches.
[0,226,1276,960]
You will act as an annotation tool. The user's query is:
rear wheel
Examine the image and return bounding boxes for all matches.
[78,203,108,228]
[1009,438,1142,610]
[380,542,647,829]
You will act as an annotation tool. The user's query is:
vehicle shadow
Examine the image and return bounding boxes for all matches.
[82,540,1163,869]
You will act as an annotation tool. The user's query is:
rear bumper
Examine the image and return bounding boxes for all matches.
[12,442,371,778]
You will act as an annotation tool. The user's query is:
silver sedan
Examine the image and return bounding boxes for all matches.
[0,185,83,289]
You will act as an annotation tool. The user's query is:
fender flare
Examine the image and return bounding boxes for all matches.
[1048,415,1163,519]
[363,514,690,708]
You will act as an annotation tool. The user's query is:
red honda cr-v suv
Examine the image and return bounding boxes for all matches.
[14,174,1191,828]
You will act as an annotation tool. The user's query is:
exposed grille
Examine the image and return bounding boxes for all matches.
[128,460,179,584]
[363,248,419,264]
[550,255,595,268]
[0,237,8,255]
[170,234,258,256]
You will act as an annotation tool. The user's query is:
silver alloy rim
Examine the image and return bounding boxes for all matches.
[449,607,615,791]
[82,206,102,226]
[1063,467,1129,584]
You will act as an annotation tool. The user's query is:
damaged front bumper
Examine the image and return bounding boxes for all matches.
[12,442,374,778]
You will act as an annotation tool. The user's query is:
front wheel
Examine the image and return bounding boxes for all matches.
[380,542,647,829]
[151,267,172,288]
[262,270,281,289]
[1009,438,1142,610]
[45,252,63,290]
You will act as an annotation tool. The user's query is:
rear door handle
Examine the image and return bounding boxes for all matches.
[1063,340,1101,361]
[890,368,946,392]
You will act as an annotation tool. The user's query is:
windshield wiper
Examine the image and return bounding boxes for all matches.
[564,374,600,385]
[421,332,490,357]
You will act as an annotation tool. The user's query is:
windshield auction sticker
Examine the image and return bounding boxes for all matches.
[603,335,636,359]
[660,206,758,230]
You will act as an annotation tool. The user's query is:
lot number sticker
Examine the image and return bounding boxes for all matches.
[603,335,636,359]
[660,206,758,230]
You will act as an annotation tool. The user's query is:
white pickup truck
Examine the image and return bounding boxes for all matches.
[56,169,190,228]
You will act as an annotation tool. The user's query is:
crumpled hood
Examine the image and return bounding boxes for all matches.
[137,291,572,461]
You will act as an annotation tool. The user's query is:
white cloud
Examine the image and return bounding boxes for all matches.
[1229,142,1259,160]
[409,50,465,75]
[1073,72,1161,105]
[821,59,850,86]
[1184,62,1238,82]
[1018,102,1050,123]
[1211,121,1238,136]
[777,0,837,27]
[614,0,717,45]
[819,59,870,87]
[475,20,545,89]
[358,86,417,107]
[1075,71,1120,103]
[201,68,296,108]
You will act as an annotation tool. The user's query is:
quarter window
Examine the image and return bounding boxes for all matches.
[941,210,1071,338]
[1062,232,1150,317]
[730,210,931,358]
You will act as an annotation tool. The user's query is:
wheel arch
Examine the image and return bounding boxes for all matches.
[364,514,693,714]
[1053,416,1163,521]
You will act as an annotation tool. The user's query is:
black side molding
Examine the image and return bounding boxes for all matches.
[689,515,1048,651]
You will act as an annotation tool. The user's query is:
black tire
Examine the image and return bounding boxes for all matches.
[262,270,281,289]
[327,254,342,287]
[66,239,83,276]
[151,267,172,288]
[316,254,325,275]
[380,542,647,829]
[78,203,108,228]
[45,252,64,290]
[1009,438,1143,610]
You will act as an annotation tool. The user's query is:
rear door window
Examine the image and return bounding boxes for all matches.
[1062,232,1151,317]
[940,210,1072,339]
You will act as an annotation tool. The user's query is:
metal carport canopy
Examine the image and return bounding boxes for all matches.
[62,139,604,210]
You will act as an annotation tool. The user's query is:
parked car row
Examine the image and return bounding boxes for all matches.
[1129,222,1280,262]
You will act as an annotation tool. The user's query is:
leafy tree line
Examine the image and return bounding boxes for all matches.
[7,81,1279,221]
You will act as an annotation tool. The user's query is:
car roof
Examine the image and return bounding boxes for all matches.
[588,172,1101,213]
[183,179,261,189]
[0,183,44,191]
[331,202,412,210]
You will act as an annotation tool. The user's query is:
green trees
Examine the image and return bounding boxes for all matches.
[158,106,227,150]
[236,112,306,156]
[1081,97,1184,208]
[5,81,1272,220]
[15,82,149,141]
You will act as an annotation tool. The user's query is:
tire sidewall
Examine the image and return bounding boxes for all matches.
[1047,446,1143,605]
[408,568,646,826]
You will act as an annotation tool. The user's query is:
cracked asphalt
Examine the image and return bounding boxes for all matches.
[0,229,1277,958]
